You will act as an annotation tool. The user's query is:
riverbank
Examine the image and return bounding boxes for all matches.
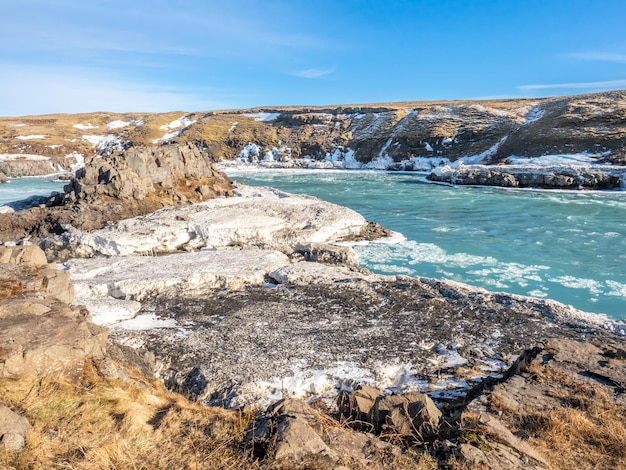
[2,142,626,468]
[2,223,626,468]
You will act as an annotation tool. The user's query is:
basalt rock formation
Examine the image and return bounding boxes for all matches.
[0,143,233,242]
[428,163,624,189]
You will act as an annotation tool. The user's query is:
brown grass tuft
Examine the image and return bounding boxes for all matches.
[0,277,24,299]
[489,364,626,470]
[0,361,258,470]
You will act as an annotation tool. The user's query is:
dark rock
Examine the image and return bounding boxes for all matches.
[295,242,359,266]
[0,143,233,245]
[248,398,403,467]
[428,164,622,190]
[0,171,6,183]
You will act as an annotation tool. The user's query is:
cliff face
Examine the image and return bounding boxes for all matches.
[1,90,625,177]
[65,143,232,206]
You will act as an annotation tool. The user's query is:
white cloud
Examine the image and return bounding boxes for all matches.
[0,64,232,116]
[565,52,626,63]
[290,68,335,79]
[517,79,626,92]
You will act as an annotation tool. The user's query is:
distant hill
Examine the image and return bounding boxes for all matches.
[1,90,625,176]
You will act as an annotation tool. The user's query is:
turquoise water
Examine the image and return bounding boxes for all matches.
[228,169,626,319]
[0,177,66,206]
[2,170,625,319]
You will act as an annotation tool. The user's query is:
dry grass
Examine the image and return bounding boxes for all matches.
[0,361,258,470]
[0,277,24,300]
[0,361,439,470]
[489,364,626,470]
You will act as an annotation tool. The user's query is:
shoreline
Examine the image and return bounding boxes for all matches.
[2,144,626,466]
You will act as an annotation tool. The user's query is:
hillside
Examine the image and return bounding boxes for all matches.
[1,90,625,178]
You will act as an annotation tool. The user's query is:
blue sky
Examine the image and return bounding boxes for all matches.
[2,0,626,115]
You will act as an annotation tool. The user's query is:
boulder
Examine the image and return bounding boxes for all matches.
[0,245,48,267]
[338,385,384,426]
[374,393,442,438]
[0,405,29,452]
[0,249,107,380]
[0,171,6,183]
[248,398,403,467]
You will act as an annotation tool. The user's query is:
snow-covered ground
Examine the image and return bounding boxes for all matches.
[107,119,133,129]
[15,135,47,140]
[153,115,197,143]
[74,123,98,130]
[242,112,280,122]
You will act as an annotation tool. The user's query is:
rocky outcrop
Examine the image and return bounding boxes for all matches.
[40,184,372,260]
[62,143,231,206]
[0,156,63,177]
[0,143,233,243]
[459,338,626,469]
[428,163,624,189]
[247,398,403,468]
[0,245,107,380]
[90,258,623,408]
[0,171,6,183]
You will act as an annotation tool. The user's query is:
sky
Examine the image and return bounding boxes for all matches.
[2,0,626,115]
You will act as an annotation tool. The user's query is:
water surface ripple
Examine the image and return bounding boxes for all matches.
[230,169,626,319]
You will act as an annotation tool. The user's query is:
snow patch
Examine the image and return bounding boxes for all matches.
[0,153,50,161]
[15,135,47,140]
[455,136,508,165]
[65,152,85,171]
[366,155,395,170]
[242,112,280,122]
[107,119,134,129]
[238,143,262,162]
[113,312,178,331]
[160,115,196,131]
[507,153,601,166]
[524,106,545,124]
[154,115,197,143]
[81,135,125,155]
[73,123,98,130]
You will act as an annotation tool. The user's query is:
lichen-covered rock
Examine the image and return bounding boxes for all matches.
[0,246,106,380]
[65,143,232,205]
[0,245,48,266]
[0,405,29,452]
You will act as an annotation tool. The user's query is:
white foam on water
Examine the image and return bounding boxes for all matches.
[606,280,626,299]
[548,275,604,295]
